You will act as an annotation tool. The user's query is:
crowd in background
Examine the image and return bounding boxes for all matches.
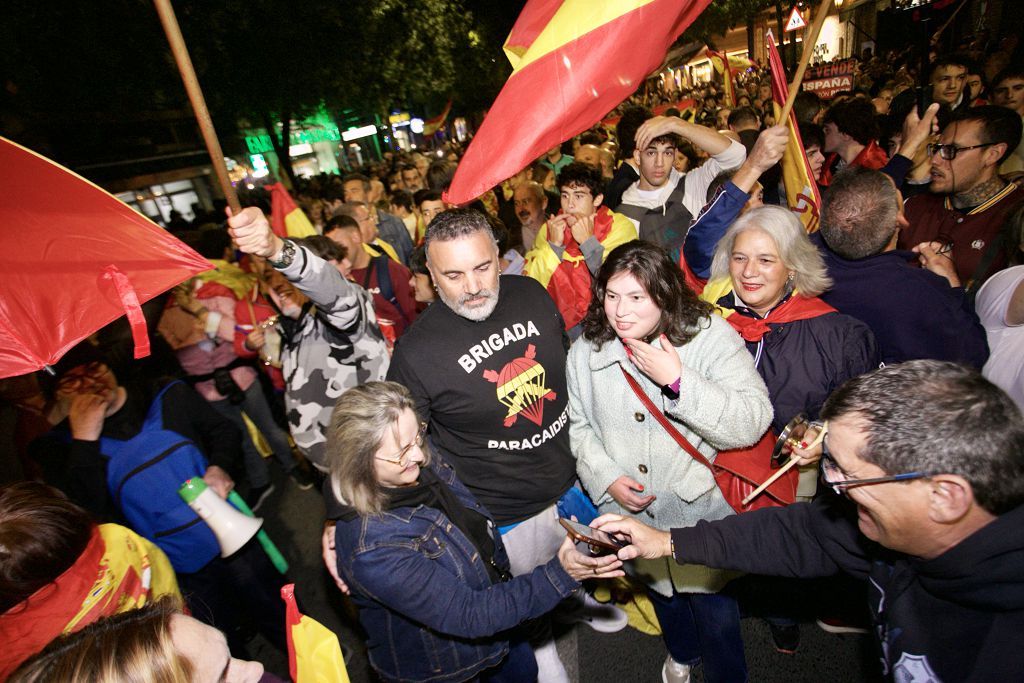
[2,20,1024,683]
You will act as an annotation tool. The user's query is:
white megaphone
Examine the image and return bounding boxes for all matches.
[178,478,263,557]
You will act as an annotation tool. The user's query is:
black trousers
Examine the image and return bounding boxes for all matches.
[177,537,289,656]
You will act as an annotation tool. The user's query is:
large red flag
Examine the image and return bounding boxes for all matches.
[0,136,211,378]
[445,0,713,205]
[766,31,822,233]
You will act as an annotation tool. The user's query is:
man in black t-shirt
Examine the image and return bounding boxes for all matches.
[389,208,627,680]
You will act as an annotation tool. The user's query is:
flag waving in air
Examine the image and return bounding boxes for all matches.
[705,49,752,107]
[266,182,318,239]
[445,0,713,205]
[0,136,211,378]
[422,100,452,137]
[766,30,822,233]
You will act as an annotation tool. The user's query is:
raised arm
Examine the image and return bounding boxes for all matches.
[227,207,364,331]
[681,125,788,279]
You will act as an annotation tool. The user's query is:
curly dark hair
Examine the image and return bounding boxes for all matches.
[556,161,604,198]
[581,241,713,349]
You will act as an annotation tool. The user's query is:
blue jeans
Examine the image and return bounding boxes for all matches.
[478,639,537,683]
[211,382,294,488]
[648,588,747,683]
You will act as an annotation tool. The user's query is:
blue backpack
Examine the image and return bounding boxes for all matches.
[101,381,221,573]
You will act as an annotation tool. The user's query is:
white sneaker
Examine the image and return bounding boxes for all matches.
[532,639,570,683]
[554,591,629,633]
[661,655,691,683]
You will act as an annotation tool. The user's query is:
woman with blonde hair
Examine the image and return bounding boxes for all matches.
[326,381,623,683]
[10,598,271,683]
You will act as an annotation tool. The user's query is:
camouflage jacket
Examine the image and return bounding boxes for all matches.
[276,245,390,470]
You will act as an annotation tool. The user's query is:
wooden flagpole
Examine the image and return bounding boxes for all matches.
[152,0,241,214]
[778,0,834,123]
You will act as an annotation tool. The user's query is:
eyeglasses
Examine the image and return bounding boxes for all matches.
[819,427,930,496]
[56,362,109,393]
[927,142,995,161]
[375,422,428,468]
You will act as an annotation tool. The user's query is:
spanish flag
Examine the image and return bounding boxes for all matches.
[767,31,821,233]
[283,584,350,683]
[266,182,318,238]
[706,49,734,107]
[706,49,754,108]
[445,0,713,205]
[422,100,452,137]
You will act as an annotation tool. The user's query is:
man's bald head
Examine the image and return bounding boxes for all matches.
[574,144,603,170]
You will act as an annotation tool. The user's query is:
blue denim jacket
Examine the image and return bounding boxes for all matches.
[334,457,578,683]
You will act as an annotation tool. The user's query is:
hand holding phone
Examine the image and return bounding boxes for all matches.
[559,518,627,554]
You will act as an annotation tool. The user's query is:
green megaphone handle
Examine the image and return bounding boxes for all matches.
[227,490,289,575]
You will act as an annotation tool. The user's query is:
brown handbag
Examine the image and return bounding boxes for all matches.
[619,364,796,513]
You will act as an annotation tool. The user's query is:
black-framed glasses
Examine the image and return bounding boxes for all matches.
[819,427,930,495]
[56,362,109,393]
[375,422,428,468]
[927,142,995,161]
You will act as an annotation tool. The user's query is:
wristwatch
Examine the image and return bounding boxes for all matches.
[268,239,296,269]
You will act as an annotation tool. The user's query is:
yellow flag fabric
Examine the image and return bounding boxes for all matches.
[767,30,821,232]
[283,584,350,683]
[195,259,257,299]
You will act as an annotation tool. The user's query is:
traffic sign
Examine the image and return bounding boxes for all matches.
[785,6,806,31]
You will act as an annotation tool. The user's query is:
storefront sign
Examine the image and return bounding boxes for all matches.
[244,125,342,155]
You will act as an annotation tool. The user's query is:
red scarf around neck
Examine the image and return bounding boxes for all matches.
[725,294,836,342]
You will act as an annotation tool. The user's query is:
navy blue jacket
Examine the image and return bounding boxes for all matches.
[682,181,988,369]
[722,292,879,433]
[333,456,578,683]
[810,233,989,368]
[672,499,1024,682]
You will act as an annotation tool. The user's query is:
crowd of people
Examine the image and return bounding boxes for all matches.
[2,25,1024,683]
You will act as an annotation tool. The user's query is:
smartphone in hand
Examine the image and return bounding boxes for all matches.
[559,518,627,553]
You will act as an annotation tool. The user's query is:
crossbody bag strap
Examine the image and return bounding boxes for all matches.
[618,363,714,472]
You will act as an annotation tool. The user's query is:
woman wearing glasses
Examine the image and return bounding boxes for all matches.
[325,381,624,683]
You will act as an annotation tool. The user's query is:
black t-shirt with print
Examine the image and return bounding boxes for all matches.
[387,275,575,525]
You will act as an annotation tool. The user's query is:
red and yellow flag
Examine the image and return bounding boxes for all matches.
[422,100,452,137]
[283,584,350,683]
[266,182,318,239]
[767,31,821,233]
[445,0,713,205]
[706,49,734,107]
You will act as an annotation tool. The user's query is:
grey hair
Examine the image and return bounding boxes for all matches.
[710,205,832,298]
[820,168,900,260]
[821,361,1024,515]
[514,180,545,202]
[326,381,427,516]
[423,208,498,256]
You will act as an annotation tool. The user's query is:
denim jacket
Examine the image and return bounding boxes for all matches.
[334,456,578,683]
